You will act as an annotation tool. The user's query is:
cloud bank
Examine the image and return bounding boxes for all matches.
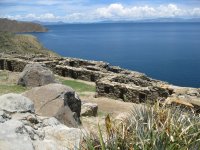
[2,3,200,22]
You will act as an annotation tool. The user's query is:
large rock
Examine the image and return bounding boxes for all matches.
[18,63,56,87]
[81,102,98,117]
[0,93,34,113]
[0,112,82,150]
[23,83,81,127]
[35,124,81,150]
[0,120,34,150]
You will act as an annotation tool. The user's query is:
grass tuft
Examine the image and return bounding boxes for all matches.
[83,102,200,150]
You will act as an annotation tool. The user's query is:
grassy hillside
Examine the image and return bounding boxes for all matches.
[0,31,58,56]
[0,18,47,33]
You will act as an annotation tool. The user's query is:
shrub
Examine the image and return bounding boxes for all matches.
[83,102,200,150]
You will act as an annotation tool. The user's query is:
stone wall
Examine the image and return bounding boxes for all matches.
[96,75,170,103]
[2,53,199,107]
[0,55,111,82]
[0,58,27,72]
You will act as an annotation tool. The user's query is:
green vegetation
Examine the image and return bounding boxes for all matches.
[61,79,96,93]
[0,84,27,95]
[0,31,58,56]
[83,103,200,150]
[0,71,27,95]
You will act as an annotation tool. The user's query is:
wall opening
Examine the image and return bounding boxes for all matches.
[90,75,95,82]
[139,93,146,102]
[69,61,75,67]
[0,60,4,70]
[61,70,65,77]
[168,89,173,95]
[71,71,78,79]
[119,89,124,100]
[104,87,110,94]
[7,61,13,71]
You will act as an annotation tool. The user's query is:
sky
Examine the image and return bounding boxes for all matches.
[1,0,200,22]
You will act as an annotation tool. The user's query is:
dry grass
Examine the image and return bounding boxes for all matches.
[0,31,58,57]
[83,102,200,150]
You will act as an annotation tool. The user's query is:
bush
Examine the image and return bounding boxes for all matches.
[83,102,200,150]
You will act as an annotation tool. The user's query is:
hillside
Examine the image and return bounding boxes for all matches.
[0,18,47,32]
[0,31,58,56]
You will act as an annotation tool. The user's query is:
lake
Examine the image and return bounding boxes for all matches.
[31,23,200,88]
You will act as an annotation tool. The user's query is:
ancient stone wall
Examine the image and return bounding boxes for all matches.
[96,75,170,103]
[0,58,27,72]
[55,65,108,82]
[0,54,174,104]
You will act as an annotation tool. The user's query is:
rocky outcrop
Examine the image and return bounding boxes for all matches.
[0,93,82,150]
[18,63,56,87]
[81,103,98,117]
[23,83,81,127]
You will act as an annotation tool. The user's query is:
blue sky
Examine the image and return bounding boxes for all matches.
[1,0,200,22]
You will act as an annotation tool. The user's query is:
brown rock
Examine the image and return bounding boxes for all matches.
[18,63,56,87]
[23,83,81,127]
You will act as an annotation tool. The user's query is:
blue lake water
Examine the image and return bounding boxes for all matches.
[31,23,200,88]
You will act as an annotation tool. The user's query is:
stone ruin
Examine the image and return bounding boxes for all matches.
[0,53,200,106]
[96,72,171,103]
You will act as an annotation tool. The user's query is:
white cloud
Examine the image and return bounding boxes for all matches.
[95,3,193,20]
[3,3,200,22]
[191,8,200,16]
[5,13,60,21]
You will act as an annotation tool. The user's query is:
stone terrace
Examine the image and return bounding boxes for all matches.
[2,53,200,106]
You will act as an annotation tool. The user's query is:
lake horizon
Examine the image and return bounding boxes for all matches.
[31,22,200,88]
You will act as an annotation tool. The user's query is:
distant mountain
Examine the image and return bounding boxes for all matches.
[0,18,47,32]
[98,18,200,23]
[33,20,65,25]
[138,18,200,23]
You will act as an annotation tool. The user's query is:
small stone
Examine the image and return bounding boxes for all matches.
[81,103,98,117]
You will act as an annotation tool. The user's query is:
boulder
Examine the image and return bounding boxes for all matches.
[81,102,98,117]
[0,112,82,150]
[0,120,34,150]
[0,93,34,113]
[36,124,81,150]
[23,83,81,127]
[18,63,56,87]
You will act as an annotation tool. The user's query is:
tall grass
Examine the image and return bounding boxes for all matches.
[83,102,200,150]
